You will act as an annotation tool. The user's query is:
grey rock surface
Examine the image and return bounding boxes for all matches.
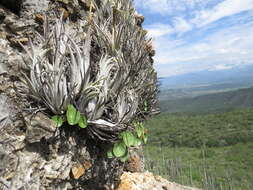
[25,112,57,143]
[0,1,95,189]
[0,0,159,190]
[0,95,11,128]
[21,0,50,17]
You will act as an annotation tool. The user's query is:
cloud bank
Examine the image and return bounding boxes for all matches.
[135,0,253,77]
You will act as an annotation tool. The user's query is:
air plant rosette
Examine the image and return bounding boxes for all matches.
[20,0,157,160]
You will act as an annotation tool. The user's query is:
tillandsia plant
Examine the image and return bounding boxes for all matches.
[20,17,97,115]
[20,0,157,160]
[91,0,158,116]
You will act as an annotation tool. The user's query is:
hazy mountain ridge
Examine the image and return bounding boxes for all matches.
[159,64,253,89]
[158,81,253,101]
[160,86,253,113]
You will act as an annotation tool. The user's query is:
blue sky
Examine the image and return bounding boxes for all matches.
[134,0,253,77]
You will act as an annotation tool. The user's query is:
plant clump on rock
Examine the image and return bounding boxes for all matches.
[0,0,158,189]
[21,0,157,151]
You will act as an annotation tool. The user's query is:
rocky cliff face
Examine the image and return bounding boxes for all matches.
[0,1,197,190]
[0,0,157,189]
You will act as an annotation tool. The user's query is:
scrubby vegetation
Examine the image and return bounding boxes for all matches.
[144,109,253,190]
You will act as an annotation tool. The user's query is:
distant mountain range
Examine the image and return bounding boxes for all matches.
[159,64,253,89]
[158,64,253,113]
[159,86,253,113]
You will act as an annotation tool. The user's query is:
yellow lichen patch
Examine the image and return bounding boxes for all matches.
[70,161,92,179]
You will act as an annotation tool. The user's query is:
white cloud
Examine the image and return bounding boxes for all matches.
[134,0,172,15]
[136,0,253,26]
[134,0,214,16]
[145,23,173,38]
[213,64,233,70]
[192,0,253,27]
[145,18,193,38]
[153,21,253,77]
[173,17,193,34]
[135,0,253,77]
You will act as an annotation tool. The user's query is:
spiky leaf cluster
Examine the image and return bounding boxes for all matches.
[21,17,95,115]
[91,0,158,118]
[21,0,157,142]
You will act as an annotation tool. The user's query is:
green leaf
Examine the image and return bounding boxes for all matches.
[122,131,136,147]
[133,137,142,146]
[107,149,114,159]
[120,150,129,162]
[144,101,148,112]
[66,104,81,125]
[118,132,124,139]
[136,123,144,138]
[143,134,148,144]
[113,142,127,157]
[78,115,87,128]
[51,115,63,128]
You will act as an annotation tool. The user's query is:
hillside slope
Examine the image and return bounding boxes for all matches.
[144,109,253,190]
